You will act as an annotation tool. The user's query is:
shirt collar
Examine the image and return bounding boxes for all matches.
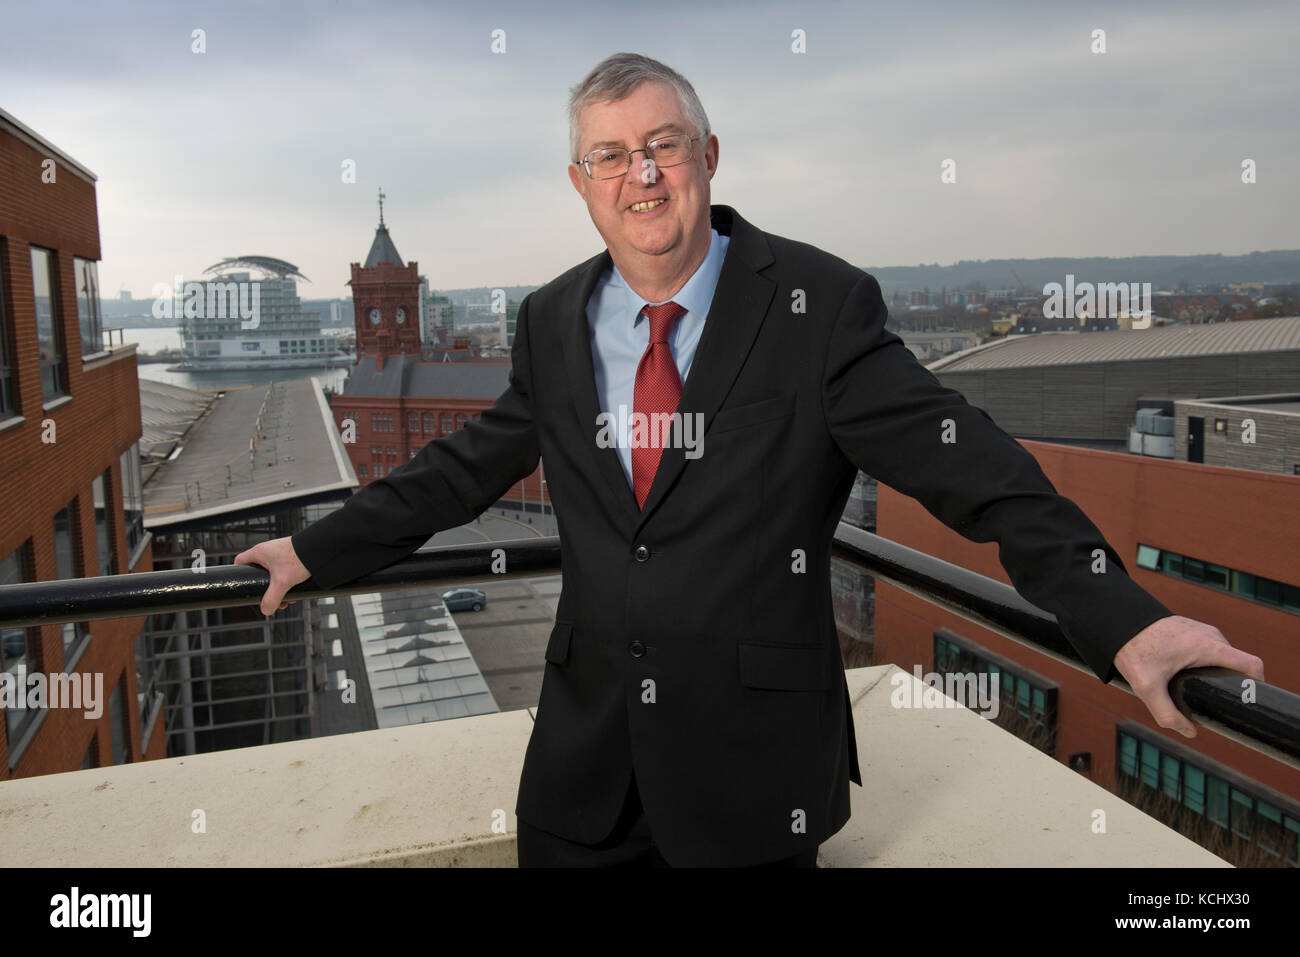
[607,227,724,324]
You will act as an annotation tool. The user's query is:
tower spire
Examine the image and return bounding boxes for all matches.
[378,187,386,227]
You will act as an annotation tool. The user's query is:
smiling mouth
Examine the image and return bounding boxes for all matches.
[629,198,667,213]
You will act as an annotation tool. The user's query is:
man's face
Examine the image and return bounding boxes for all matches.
[568,80,718,264]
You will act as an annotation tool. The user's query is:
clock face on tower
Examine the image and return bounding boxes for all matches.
[395,307,406,324]
[369,308,381,325]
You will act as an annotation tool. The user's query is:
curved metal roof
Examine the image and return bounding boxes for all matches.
[203,256,310,282]
[928,316,1300,371]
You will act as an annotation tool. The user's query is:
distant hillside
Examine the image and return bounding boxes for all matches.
[862,251,1300,294]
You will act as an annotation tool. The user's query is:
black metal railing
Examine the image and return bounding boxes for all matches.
[830,523,1300,762]
[0,524,1295,760]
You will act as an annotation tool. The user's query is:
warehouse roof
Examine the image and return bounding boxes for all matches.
[142,377,357,528]
[928,316,1300,372]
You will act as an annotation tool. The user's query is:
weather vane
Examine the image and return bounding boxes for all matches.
[378,187,386,227]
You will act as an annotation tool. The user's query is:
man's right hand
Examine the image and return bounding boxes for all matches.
[234,536,312,616]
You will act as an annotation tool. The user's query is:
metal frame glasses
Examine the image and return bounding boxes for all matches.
[577,133,704,180]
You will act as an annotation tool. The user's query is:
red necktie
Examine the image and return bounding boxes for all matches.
[631,301,687,509]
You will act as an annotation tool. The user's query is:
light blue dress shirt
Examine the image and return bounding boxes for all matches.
[586,227,731,488]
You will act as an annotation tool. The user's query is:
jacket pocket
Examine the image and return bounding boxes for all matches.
[738,640,829,691]
[708,393,796,436]
[545,620,573,665]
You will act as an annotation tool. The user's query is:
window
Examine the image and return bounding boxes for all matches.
[423,413,435,432]
[1,543,37,743]
[934,631,1056,753]
[79,735,97,770]
[1118,727,1300,866]
[74,257,104,356]
[358,464,368,477]
[53,501,88,658]
[119,445,144,561]
[455,413,467,429]
[0,244,15,417]
[92,472,114,576]
[1141,543,1296,616]
[109,677,128,765]
[386,446,395,456]
[135,626,157,736]
[31,246,67,401]
[440,413,452,432]
[408,413,419,432]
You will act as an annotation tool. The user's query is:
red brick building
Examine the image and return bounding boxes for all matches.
[0,108,164,779]
[335,212,550,509]
[874,440,1299,862]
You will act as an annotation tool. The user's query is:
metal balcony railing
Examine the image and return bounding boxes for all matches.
[0,523,1295,761]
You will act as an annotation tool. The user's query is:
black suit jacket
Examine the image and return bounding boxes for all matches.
[293,204,1173,865]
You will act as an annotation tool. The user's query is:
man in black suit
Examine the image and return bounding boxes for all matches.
[236,53,1264,867]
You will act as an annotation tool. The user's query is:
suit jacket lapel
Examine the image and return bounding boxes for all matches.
[560,249,642,534]
[635,206,776,528]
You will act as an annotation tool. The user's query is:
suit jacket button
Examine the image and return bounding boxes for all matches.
[634,545,650,562]
[629,641,645,658]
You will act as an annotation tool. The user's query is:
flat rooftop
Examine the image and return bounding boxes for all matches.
[1179,393,1300,416]
[138,378,215,476]
[928,315,1300,372]
[143,377,356,528]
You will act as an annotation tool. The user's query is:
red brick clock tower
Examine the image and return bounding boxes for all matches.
[350,188,421,361]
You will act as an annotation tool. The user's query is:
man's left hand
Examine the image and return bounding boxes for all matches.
[1113,615,1265,739]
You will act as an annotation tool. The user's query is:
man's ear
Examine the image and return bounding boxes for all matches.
[568,163,587,199]
[704,134,719,180]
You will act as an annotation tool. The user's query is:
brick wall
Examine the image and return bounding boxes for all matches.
[0,118,163,778]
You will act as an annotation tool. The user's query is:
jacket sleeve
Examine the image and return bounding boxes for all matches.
[291,293,541,589]
[820,273,1172,684]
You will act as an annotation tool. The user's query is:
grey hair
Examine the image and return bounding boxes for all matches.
[568,52,711,163]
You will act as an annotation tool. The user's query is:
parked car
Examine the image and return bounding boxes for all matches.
[442,588,487,612]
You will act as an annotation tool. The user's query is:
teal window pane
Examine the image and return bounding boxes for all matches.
[1161,552,1184,576]
[1230,570,1256,598]
[1207,778,1230,828]
[1118,733,1138,777]
[1183,765,1205,814]
[1285,818,1300,867]
[1032,687,1045,716]
[1140,742,1160,788]
[1205,564,1229,590]
[1136,545,1160,570]
[1256,578,1281,605]
[1160,754,1181,800]
[1283,584,1300,613]
[1184,558,1205,583]
[1230,788,1253,838]
[1258,803,1283,856]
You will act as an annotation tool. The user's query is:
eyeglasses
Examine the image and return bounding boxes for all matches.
[577,133,704,180]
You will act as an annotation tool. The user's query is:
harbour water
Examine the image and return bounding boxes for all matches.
[123,326,350,393]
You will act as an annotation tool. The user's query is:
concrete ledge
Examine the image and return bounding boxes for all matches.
[822,666,1228,867]
[0,666,1226,867]
[0,709,534,867]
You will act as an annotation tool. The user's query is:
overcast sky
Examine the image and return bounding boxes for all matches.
[3,0,1297,299]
